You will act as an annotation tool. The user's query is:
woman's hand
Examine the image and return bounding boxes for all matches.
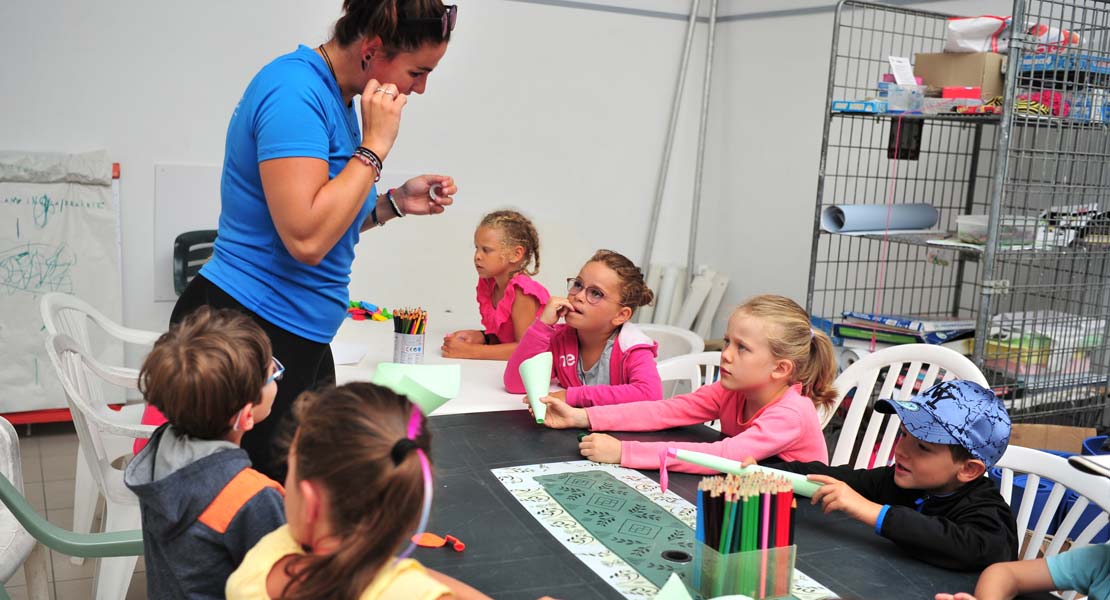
[395,175,456,216]
[580,433,622,464]
[539,297,574,326]
[360,80,406,160]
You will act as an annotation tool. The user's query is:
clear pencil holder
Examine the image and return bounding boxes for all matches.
[393,333,425,364]
[693,543,796,600]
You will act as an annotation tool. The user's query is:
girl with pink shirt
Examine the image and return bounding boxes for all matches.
[504,249,662,407]
[537,294,837,471]
[442,210,549,360]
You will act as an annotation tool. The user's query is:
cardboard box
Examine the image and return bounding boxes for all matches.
[1010,423,1096,454]
[914,52,1004,100]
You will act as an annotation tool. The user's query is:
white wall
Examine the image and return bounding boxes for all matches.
[1,0,1017,356]
[1,0,707,355]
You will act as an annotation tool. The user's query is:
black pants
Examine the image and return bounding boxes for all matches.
[170,275,335,481]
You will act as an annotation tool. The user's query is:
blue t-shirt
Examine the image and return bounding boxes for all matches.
[1048,543,1110,600]
[201,45,374,343]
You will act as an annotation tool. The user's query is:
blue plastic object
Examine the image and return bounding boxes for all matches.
[1082,435,1108,456]
[989,466,1055,532]
[1058,490,1110,543]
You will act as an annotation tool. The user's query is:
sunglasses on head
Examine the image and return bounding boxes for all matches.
[401,4,458,39]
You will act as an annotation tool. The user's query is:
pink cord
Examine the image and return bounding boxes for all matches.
[397,408,434,560]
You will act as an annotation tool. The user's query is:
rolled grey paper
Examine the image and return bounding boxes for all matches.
[820,203,939,233]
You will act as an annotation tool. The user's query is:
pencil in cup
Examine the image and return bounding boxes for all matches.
[695,473,796,599]
[392,308,427,364]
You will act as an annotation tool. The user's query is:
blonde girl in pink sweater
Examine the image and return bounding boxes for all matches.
[537,294,837,472]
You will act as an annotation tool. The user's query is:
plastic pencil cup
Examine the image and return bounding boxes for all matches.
[695,543,796,600]
[393,333,425,364]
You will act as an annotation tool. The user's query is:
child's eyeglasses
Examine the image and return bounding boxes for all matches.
[265,357,285,385]
[566,278,611,305]
[401,4,458,39]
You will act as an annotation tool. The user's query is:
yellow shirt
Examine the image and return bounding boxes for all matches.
[226,525,450,600]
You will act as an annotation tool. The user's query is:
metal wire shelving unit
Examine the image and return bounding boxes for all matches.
[807,0,1110,428]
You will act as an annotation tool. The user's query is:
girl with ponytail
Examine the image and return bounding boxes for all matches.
[226,383,489,599]
[537,295,835,472]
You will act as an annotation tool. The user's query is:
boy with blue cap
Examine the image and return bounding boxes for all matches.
[764,379,1017,571]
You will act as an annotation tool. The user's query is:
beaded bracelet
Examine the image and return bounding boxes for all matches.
[352,146,383,181]
[387,188,404,218]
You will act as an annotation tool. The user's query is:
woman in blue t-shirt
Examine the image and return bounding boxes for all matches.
[160,0,460,479]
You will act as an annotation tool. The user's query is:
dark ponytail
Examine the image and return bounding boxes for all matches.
[278,383,430,600]
[334,0,452,54]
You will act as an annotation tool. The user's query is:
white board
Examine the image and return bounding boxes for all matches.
[0,150,122,412]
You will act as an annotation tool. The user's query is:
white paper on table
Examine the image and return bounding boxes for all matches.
[888,56,916,84]
[330,341,369,365]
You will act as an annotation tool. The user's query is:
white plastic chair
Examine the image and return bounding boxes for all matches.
[638,324,706,362]
[657,352,722,431]
[994,446,1110,600]
[45,334,154,600]
[821,344,989,468]
[0,418,50,599]
[40,292,159,564]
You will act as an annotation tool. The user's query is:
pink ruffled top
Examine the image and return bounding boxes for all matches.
[477,273,550,344]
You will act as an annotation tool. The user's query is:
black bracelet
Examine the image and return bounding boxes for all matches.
[353,146,383,180]
[386,188,404,218]
[483,333,497,345]
[370,205,382,227]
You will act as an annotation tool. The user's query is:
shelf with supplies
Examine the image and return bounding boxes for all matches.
[829,108,1110,130]
[808,0,1110,429]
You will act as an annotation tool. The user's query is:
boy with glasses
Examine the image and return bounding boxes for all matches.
[125,307,287,599]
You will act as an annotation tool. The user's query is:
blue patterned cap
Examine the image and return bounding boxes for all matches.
[875,380,1011,468]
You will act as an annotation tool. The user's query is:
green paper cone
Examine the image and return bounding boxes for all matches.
[371,363,460,416]
[669,448,823,498]
[519,352,553,423]
[654,573,695,600]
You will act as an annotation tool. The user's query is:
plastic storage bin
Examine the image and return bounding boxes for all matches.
[1082,435,1108,456]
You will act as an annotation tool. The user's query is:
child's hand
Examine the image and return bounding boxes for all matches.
[523,393,588,428]
[441,334,477,358]
[807,474,883,526]
[935,594,977,600]
[580,433,622,464]
[740,456,758,467]
[539,297,574,326]
[447,329,485,345]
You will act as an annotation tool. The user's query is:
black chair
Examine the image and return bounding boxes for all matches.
[173,230,217,296]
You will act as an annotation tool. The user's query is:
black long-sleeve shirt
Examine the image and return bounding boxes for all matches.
[772,461,1018,571]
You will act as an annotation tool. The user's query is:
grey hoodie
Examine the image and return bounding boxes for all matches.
[124,424,286,599]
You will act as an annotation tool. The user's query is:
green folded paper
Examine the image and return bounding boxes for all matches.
[668,448,823,498]
[371,363,461,416]
[654,573,695,600]
[519,352,553,424]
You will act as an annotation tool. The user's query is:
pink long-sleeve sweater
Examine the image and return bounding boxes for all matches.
[504,320,662,407]
[586,382,828,472]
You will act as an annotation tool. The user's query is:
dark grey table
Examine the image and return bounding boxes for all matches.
[419,410,1050,600]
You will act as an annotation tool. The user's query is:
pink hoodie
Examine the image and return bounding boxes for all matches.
[586,382,828,472]
[504,319,663,407]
